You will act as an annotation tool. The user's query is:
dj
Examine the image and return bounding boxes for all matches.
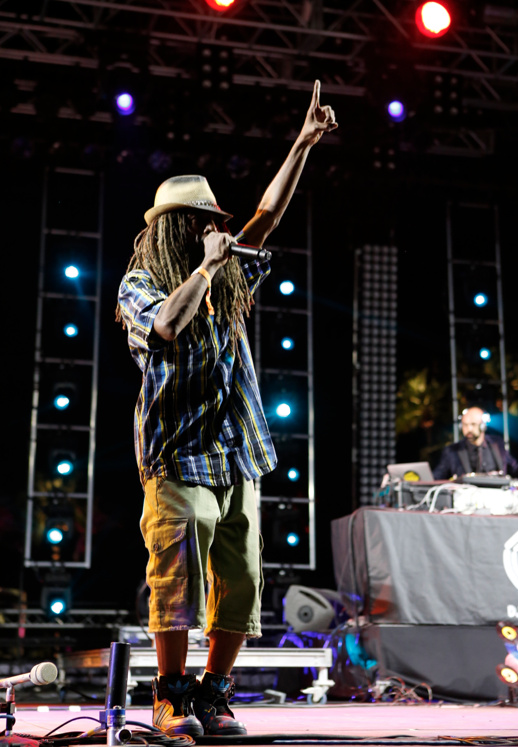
[433,406,518,480]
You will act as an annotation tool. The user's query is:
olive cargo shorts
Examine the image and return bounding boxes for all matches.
[140,476,263,637]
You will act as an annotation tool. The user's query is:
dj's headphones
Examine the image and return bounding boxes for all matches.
[458,407,489,430]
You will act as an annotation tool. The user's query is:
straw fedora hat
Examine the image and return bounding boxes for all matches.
[144,175,233,225]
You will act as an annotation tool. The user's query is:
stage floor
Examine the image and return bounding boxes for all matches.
[7,701,518,744]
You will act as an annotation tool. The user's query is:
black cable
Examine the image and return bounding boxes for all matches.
[36,731,194,746]
[43,716,102,737]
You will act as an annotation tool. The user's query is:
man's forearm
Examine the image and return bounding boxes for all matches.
[241,137,312,248]
[153,272,214,341]
[241,81,337,248]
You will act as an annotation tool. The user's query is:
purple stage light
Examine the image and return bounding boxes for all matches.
[387,100,406,122]
[115,92,135,115]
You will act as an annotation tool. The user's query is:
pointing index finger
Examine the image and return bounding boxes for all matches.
[312,79,321,108]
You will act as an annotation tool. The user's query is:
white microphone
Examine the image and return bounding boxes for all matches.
[0,662,58,688]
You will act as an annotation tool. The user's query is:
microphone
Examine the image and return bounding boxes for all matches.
[0,662,58,688]
[231,238,272,262]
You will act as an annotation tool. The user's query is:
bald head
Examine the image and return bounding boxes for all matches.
[461,407,487,446]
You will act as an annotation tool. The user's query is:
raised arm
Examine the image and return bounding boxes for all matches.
[241,80,338,248]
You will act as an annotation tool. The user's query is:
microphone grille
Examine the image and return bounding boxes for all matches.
[31,661,58,685]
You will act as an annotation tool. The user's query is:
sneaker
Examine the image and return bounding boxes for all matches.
[152,674,204,737]
[193,673,247,736]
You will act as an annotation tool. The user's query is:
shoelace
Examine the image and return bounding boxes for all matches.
[208,682,235,714]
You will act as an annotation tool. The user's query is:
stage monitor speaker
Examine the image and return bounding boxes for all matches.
[283,585,335,632]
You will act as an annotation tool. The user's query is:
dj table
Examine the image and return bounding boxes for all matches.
[330,508,518,699]
[331,508,518,625]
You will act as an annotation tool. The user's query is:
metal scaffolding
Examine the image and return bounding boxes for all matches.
[255,190,315,569]
[25,166,104,570]
[446,201,509,444]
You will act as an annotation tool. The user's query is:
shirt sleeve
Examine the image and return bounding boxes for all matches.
[241,259,271,296]
[118,271,168,353]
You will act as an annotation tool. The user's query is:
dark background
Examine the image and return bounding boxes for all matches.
[2,0,518,620]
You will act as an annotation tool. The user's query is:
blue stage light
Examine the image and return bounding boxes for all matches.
[64,323,78,337]
[53,395,70,410]
[479,348,491,360]
[64,265,79,279]
[287,532,300,547]
[116,92,135,115]
[46,527,64,545]
[281,337,295,350]
[49,597,68,616]
[53,383,75,411]
[41,572,72,618]
[56,459,74,476]
[279,280,295,296]
[276,403,291,418]
[287,468,300,481]
[474,293,488,307]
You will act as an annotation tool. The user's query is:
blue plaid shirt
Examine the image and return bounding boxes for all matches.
[118,261,277,487]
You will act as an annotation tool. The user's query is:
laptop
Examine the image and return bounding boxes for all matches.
[387,461,435,483]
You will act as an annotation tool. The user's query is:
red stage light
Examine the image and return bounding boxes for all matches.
[415,2,451,38]
[205,0,236,10]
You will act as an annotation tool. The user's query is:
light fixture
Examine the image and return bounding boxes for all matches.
[496,621,518,687]
[276,403,291,418]
[115,92,135,116]
[474,293,488,307]
[41,570,72,618]
[204,0,236,10]
[51,450,76,477]
[387,100,406,122]
[415,1,452,38]
[53,383,76,411]
[63,323,78,338]
[198,46,233,90]
[64,265,79,279]
[279,281,295,296]
[44,504,74,547]
[286,532,300,547]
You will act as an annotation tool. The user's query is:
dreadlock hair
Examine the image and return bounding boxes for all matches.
[115,210,254,352]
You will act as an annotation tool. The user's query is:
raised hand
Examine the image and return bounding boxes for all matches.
[301,80,339,145]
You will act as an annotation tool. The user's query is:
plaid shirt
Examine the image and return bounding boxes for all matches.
[118,261,277,487]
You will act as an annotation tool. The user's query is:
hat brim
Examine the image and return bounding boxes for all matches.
[144,202,233,226]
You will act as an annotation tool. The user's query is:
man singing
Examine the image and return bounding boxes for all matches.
[116,81,337,737]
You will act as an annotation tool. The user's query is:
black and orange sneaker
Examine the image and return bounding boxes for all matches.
[193,673,247,736]
[152,674,204,737]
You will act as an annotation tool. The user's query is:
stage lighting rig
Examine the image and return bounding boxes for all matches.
[198,46,233,91]
[41,569,72,618]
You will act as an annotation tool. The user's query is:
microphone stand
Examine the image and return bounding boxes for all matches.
[1,685,17,736]
[98,642,132,746]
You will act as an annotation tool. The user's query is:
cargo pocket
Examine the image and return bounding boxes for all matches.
[144,519,189,615]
